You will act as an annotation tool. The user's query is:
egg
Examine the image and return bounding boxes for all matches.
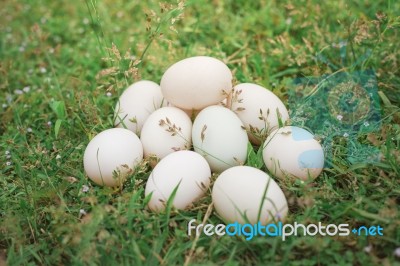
[114,80,167,135]
[230,83,289,145]
[140,107,192,164]
[212,166,288,225]
[160,56,232,110]
[83,128,143,187]
[262,126,324,180]
[145,150,211,212]
[192,105,248,173]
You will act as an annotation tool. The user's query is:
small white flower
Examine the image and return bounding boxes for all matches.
[6,162,11,166]
[394,247,400,258]
[27,128,33,133]
[14,89,23,95]
[79,209,87,216]
[285,18,292,25]
[365,82,374,88]
[23,86,30,93]
[56,154,61,160]
[81,185,90,193]
[83,18,90,25]
[364,245,372,253]
[2,104,7,108]
[40,67,47,73]
[343,132,349,138]
[364,121,369,127]
[338,41,347,48]
[5,150,10,155]
[47,121,52,126]
[336,114,343,121]
[106,92,112,97]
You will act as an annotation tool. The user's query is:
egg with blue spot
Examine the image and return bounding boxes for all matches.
[262,126,324,180]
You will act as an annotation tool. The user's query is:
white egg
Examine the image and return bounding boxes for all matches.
[212,166,288,225]
[83,128,143,187]
[140,107,192,163]
[192,105,248,173]
[145,150,211,212]
[160,56,232,110]
[114,80,167,135]
[262,126,324,180]
[230,83,289,145]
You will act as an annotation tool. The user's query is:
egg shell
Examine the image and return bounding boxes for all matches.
[145,150,211,212]
[192,105,248,173]
[140,107,192,163]
[262,126,324,180]
[212,166,288,225]
[169,104,199,120]
[83,128,143,187]
[114,80,167,135]
[230,83,289,145]
[160,56,232,110]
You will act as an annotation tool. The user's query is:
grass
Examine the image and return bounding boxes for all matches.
[1,0,400,265]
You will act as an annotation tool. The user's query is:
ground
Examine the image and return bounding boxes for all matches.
[0,0,399,265]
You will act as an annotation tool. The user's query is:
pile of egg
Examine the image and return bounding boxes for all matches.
[83,56,324,225]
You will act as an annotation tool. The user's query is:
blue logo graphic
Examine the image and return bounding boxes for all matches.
[298,149,325,169]
[288,45,381,166]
